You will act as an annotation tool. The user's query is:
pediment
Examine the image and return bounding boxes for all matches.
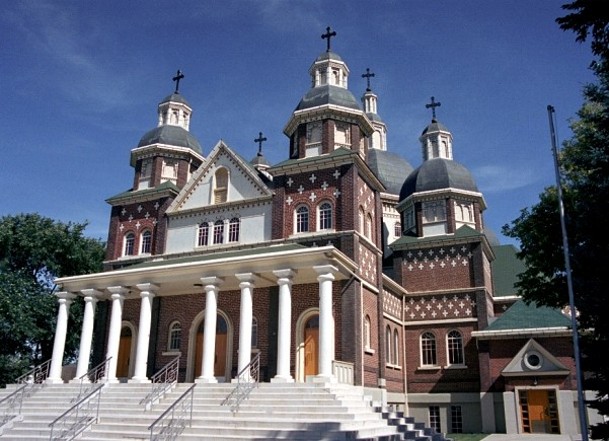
[502,338,569,377]
[168,140,273,213]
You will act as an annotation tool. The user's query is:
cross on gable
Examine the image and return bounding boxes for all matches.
[172,70,185,94]
[254,131,267,154]
[362,68,375,91]
[321,26,337,52]
[425,96,441,120]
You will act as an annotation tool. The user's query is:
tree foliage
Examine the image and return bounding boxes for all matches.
[0,213,105,386]
[503,1,609,437]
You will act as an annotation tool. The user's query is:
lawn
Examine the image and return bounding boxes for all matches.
[446,434,488,441]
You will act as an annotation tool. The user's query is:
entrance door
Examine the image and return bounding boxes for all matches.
[116,326,132,378]
[194,315,228,379]
[519,389,560,434]
[304,315,319,378]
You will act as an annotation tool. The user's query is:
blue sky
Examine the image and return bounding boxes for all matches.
[1,0,595,246]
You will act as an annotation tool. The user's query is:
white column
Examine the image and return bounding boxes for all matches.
[105,286,127,383]
[235,273,255,379]
[272,269,295,383]
[197,277,223,383]
[47,292,76,384]
[130,283,158,383]
[314,265,337,381]
[73,289,100,381]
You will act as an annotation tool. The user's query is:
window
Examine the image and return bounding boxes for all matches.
[161,159,178,184]
[228,217,240,242]
[296,205,309,233]
[359,207,365,235]
[429,406,441,432]
[318,202,332,230]
[306,122,322,144]
[447,330,464,365]
[393,329,400,365]
[140,230,152,254]
[450,405,463,433]
[421,332,437,366]
[198,222,209,247]
[422,201,446,223]
[251,317,258,349]
[214,168,228,204]
[385,326,392,364]
[363,316,371,350]
[140,158,152,178]
[366,214,373,239]
[168,321,181,351]
[213,220,224,244]
[394,221,401,237]
[124,232,135,256]
[335,122,351,147]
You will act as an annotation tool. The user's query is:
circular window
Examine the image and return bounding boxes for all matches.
[524,350,543,370]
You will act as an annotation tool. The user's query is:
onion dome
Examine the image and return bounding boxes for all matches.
[368,149,414,195]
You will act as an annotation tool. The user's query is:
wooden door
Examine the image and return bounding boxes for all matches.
[194,316,228,379]
[528,389,549,432]
[304,315,319,377]
[116,327,132,378]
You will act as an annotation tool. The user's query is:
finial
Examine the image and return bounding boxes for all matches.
[172,69,184,94]
[254,132,267,156]
[425,96,441,120]
[362,68,375,91]
[321,27,337,52]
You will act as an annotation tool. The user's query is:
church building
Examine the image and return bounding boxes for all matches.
[50,29,586,435]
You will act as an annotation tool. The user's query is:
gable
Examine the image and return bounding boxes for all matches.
[502,338,569,377]
[168,141,273,213]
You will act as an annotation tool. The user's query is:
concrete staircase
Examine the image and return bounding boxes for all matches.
[0,382,451,441]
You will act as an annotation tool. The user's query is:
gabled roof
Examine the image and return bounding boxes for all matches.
[484,300,571,332]
[501,338,570,377]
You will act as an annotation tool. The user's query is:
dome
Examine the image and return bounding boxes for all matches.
[295,85,360,112]
[399,158,478,200]
[138,125,202,154]
[251,152,269,168]
[421,119,450,136]
[366,112,384,124]
[160,93,191,107]
[315,50,344,63]
[367,149,414,195]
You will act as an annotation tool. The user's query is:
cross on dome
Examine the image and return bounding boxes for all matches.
[172,69,184,94]
[362,68,375,91]
[321,26,337,52]
[254,131,267,155]
[425,96,441,120]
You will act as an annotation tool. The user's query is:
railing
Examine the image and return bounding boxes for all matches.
[48,383,104,441]
[221,352,261,414]
[16,359,52,384]
[71,357,111,404]
[140,355,180,410]
[332,360,354,385]
[148,383,195,441]
[0,384,28,428]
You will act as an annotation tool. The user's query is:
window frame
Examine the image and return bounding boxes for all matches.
[420,331,438,367]
[213,220,224,244]
[140,229,152,254]
[123,232,136,256]
[318,201,333,231]
[168,321,182,352]
[447,330,465,366]
[295,205,309,234]
[213,168,229,204]
[228,217,240,243]
[198,222,209,247]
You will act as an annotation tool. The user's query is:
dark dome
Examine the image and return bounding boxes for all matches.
[251,152,269,167]
[315,50,344,63]
[367,149,414,194]
[366,112,384,123]
[138,125,202,154]
[399,158,478,200]
[160,93,191,107]
[295,85,360,111]
[421,119,450,136]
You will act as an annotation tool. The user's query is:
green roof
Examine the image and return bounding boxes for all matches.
[271,147,355,169]
[492,244,526,297]
[485,300,571,331]
[391,225,483,247]
[106,181,180,203]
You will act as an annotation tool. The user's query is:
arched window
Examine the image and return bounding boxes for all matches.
[447,330,465,365]
[198,222,209,247]
[251,316,258,349]
[366,213,373,239]
[393,329,400,365]
[318,202,332,230]
[295,205,309,233]
[421,332,437,366]
[213,220,224,244]
[228,217,240,242]
[363,316,371,350]
[168,321,181,351]
[140,230,152,254]
[214,168,229,204]
[385,325,392,364]
[359,207,365,235]
[394,222,401,238]
[123,232,135,256]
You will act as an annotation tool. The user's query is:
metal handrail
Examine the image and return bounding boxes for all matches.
[140,355,180,410]
[16,359,52,384]
[71,357,111,404]
[221,352,260,413]
[148,383,195,441]
[48,382,104,441]
[0,384,29,427]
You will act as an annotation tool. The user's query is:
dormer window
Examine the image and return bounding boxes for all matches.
[214,168,229,204]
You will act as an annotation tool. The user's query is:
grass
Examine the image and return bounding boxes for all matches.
[446,434,488,441]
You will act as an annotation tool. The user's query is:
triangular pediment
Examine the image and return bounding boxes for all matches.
[168,141,273,213]
[502,338,569,377]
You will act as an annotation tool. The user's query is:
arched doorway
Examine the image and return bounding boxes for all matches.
[116,325,134,379]
[194,314,229,381]
[304,315,319,378]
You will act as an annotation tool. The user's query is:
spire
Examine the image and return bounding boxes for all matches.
[361,68,386,151]
[420,97,453,161]
[251,131,269,171]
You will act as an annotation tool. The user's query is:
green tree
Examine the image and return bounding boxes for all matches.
[0,213,105,387]
[504,1,609,438]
